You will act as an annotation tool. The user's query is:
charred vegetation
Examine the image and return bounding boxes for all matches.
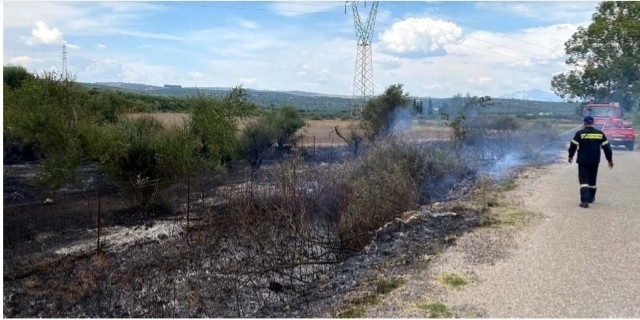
[4,72,572,317]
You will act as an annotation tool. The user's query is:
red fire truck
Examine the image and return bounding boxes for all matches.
[583,101,636,150]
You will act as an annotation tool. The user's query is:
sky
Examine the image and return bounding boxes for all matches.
[2,1,600,98]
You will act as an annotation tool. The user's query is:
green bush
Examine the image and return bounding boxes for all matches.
[266,105,306,148]
[3,70,93,189]
[338,141,428,249]
[100,117,165,183]
[3,65,34,90]
[337,140,460,249]
[3,66,248,199]
[187,87,255,163]
[361,84,411,141]
[237,118,276,170]
[85,90,128,123]
[89,117,183,207]
[155,123,202,178]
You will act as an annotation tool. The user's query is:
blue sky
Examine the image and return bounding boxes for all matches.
[3,1,600,98]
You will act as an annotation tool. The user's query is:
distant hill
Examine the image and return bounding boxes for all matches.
[81,82,579,118]
[499,89,563,102]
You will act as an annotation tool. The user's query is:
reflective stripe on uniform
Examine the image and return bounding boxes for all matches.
[580,184,589,188]
[602,140,609,146]
[581,133,603,140]
[589,185,597,189]
[571,139,579,145]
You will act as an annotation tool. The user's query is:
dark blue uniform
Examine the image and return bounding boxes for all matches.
[568,126,613,205]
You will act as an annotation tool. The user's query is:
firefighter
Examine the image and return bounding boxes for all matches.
[568,116,614,208]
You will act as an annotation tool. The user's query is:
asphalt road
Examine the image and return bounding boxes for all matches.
[448,147,640,317]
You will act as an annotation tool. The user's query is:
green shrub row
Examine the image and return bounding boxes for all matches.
[3,67,305,200]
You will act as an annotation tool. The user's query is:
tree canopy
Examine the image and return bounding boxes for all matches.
[361,84,411,141]
[551,1,640,111]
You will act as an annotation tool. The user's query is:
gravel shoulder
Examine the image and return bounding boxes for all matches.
[368,148,640,318]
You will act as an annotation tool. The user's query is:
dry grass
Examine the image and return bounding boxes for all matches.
[297,119,450,146]
[127,113,452,146]
[128,112,189,128]
[297,119,356,146]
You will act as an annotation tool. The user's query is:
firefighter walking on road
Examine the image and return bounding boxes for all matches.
[568,116,614,208]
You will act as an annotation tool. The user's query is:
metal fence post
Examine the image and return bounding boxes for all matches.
[186,176,191,245]
[97,188,102,253]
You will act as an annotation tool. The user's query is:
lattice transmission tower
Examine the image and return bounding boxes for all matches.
[347,1,379,118]
[61,41,68,79]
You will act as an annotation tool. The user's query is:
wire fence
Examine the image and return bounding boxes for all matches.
[5,109,583,317]
[3,150,362,317]
[3,128,540,317]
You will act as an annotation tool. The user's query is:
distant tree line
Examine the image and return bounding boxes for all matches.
[85,82,580,119]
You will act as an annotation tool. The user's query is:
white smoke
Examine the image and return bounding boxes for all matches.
[389,107,415,138]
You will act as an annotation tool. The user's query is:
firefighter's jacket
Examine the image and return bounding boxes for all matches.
[568,126,613,165]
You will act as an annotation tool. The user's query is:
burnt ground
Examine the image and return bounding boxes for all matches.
[2,138,561,318]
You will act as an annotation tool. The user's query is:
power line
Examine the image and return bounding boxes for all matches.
[376,10,562,61]
[232,0,569,53]
[148,1,340,14]
[374,20,525,62]
[164,1,559,62]
[390,2,569,49]
[144,2,563,66]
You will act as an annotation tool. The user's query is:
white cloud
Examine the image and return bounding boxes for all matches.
[384,22,582,97]
[66,43,80,49]
[7,56,44,65]
[379,17,462,54]
[3,2,88,28]
[83,58,180,86]
[4,1,167,38]
[442,23,580,70]
[2,1,589,99]
[21,21,63,46]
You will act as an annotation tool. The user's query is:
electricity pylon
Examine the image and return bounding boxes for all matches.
[348,1,379,119]
[62,41,68,79]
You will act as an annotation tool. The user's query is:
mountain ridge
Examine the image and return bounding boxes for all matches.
[87,82,564,102]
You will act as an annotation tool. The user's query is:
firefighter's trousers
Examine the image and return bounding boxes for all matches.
[578,164,599,203]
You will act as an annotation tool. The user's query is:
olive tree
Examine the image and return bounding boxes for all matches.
[265,105,306,148]
[361,83,411,141]
[187,87,256,163]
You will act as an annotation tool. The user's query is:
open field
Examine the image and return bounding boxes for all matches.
[297,119,452,146]
[127,112,584,147]
[128,113,453,146]
[128,112,189,128]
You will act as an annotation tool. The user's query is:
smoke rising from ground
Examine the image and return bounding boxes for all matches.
[383,106,565,184]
